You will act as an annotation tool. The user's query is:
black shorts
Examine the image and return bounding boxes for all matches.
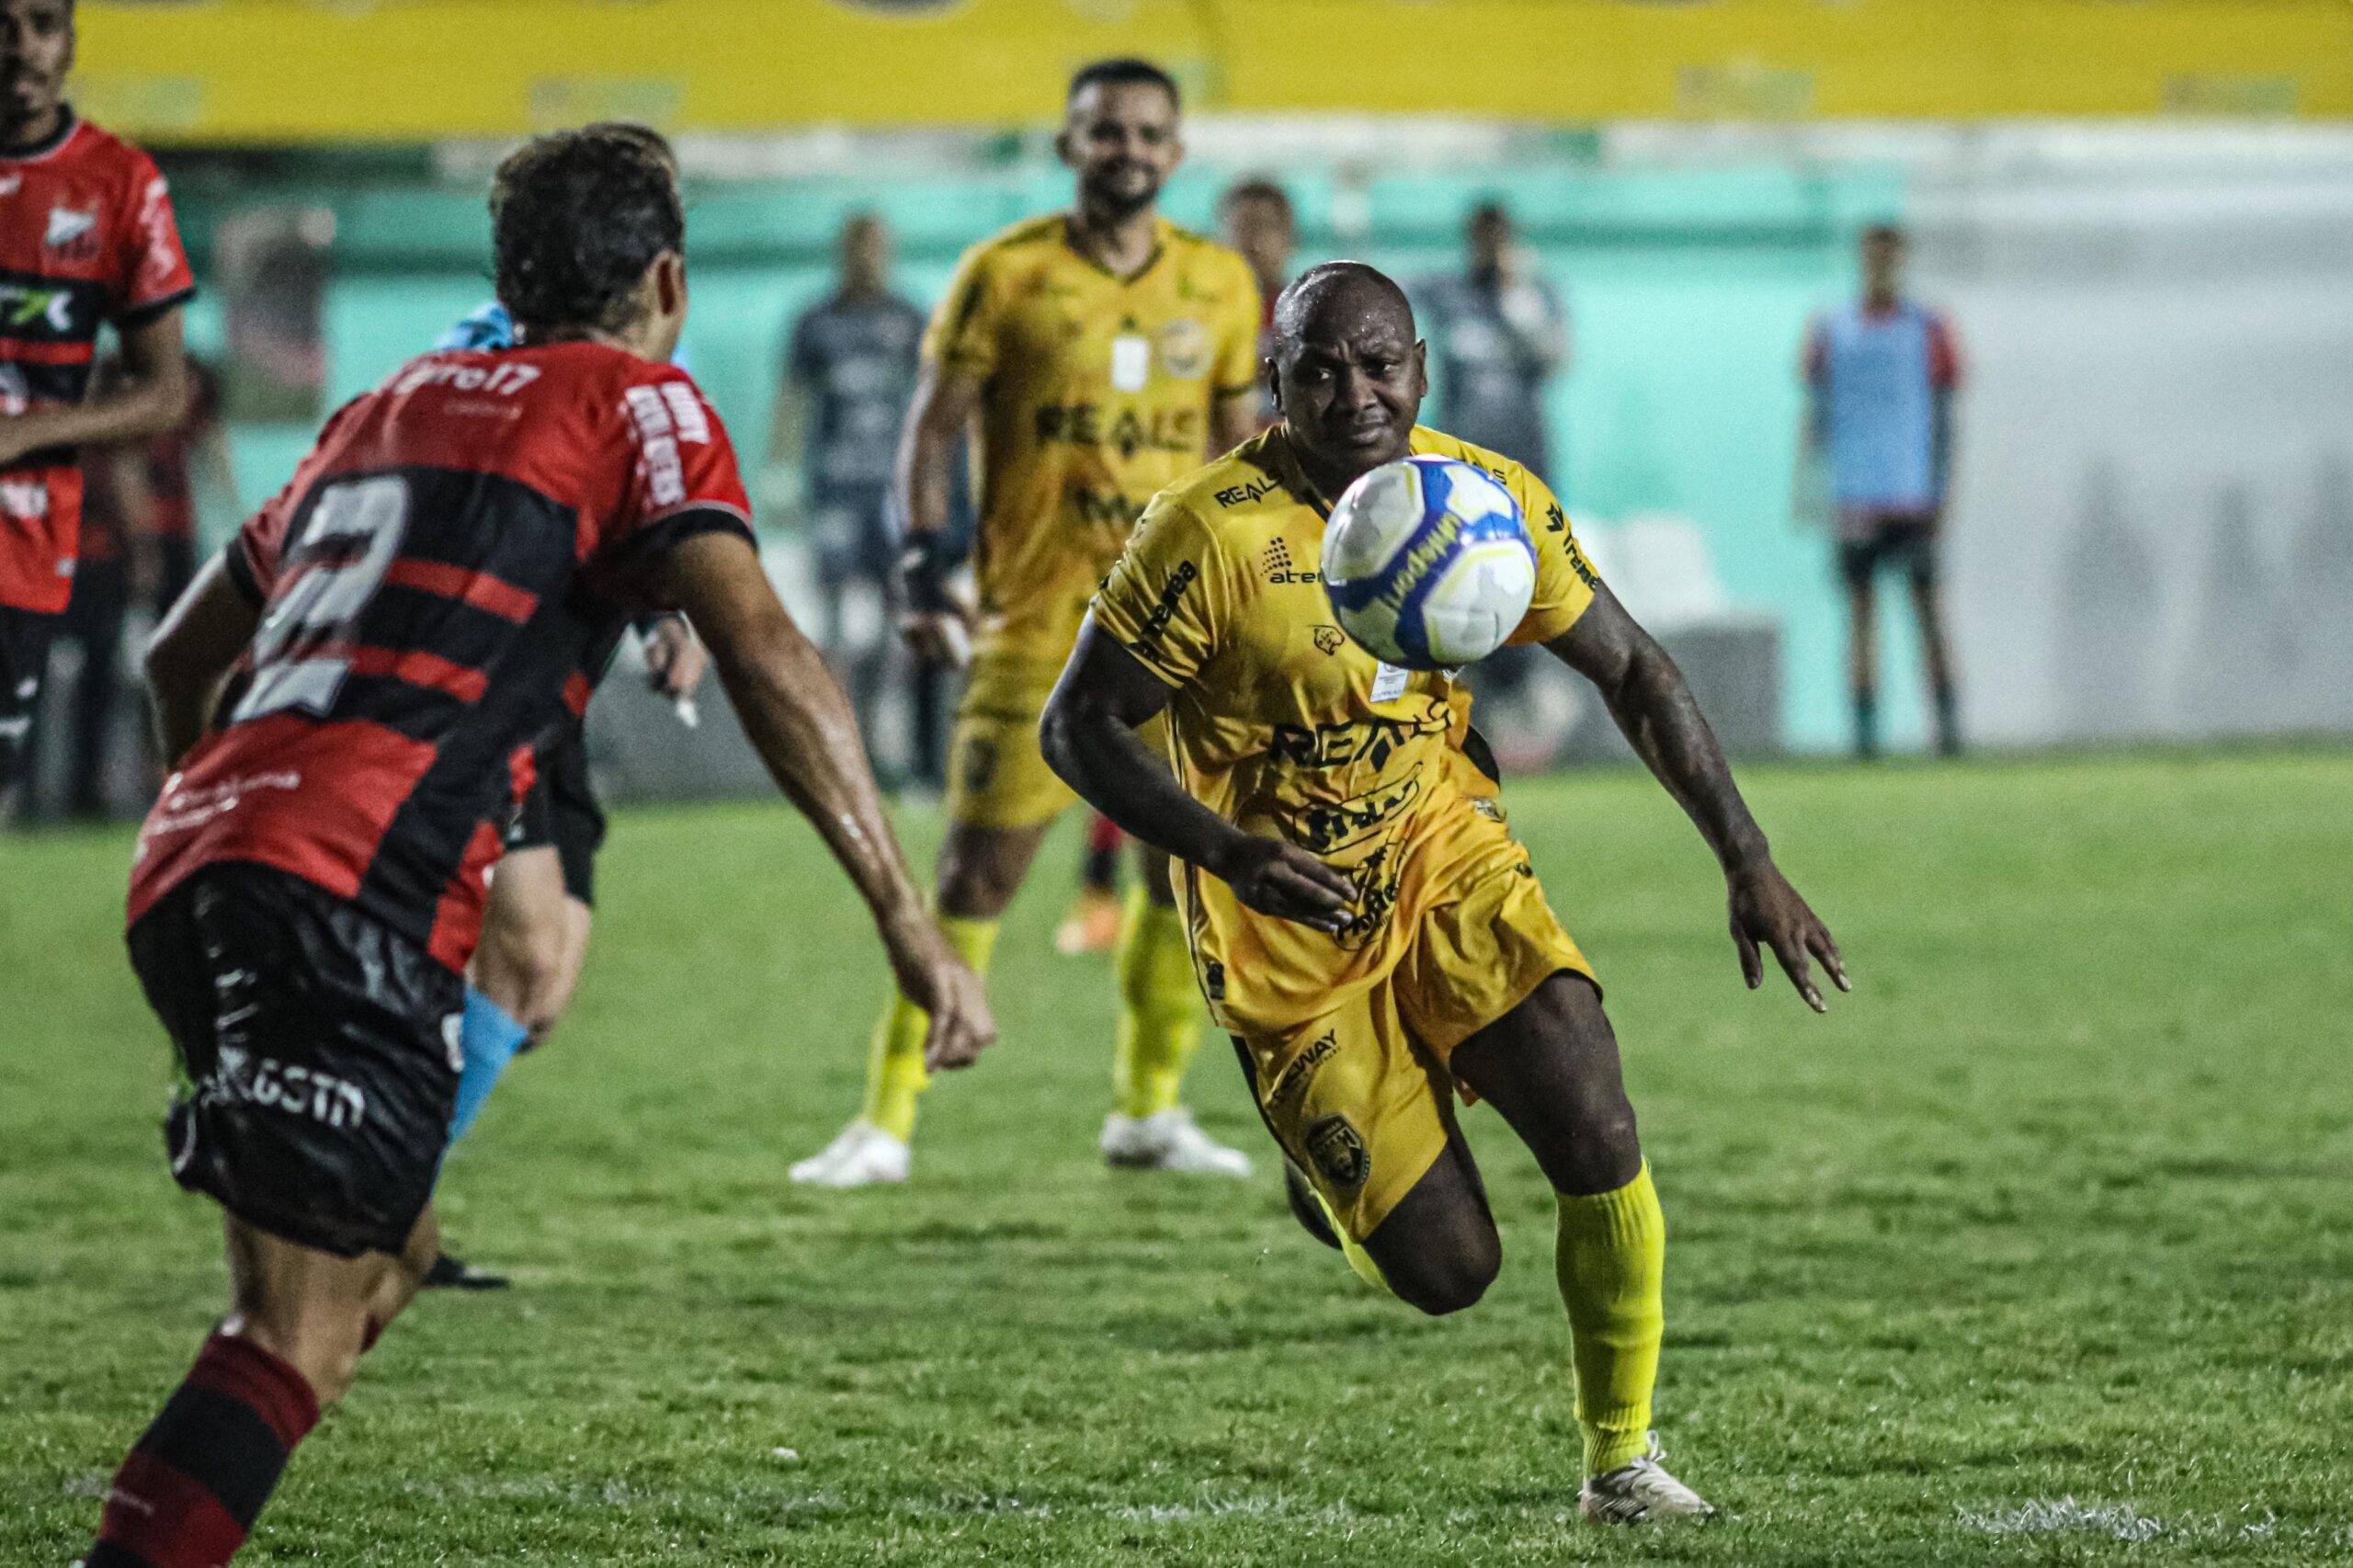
[127,863,464,1258]
[508,722,606,905]
[1837,512,1941,590]
[811,483,896,590]
[0,604,57,790]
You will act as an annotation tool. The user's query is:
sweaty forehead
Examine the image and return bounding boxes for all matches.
[1280,275,1416,356]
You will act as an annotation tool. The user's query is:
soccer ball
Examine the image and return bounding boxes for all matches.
[1320,455,1539,670]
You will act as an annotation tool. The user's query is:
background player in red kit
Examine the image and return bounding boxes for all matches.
[83,128,993,1568]
[0,0,193,806]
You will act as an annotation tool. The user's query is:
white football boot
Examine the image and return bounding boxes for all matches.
[1100,1108,1255,1176]
[788,1119,911,1187]
[1577,1435,1716,1524]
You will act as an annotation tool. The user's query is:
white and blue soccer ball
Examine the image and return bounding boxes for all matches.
[1320,455,1539,670]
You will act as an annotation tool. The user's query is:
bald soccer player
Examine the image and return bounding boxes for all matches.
[1042,263,1847,1522]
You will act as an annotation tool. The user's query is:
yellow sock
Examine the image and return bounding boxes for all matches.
[1110,887,1200,1119]
[860,915,998,1142]
[1555,1162,1666,1477]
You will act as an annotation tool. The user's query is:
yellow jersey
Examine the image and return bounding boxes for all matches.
[1089,425,1602,1030]
[925,213,1262,666]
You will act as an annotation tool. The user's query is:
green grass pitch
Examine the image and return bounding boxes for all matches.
[4,748,2348,1564]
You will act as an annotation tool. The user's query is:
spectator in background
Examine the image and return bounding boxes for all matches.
[771,213,926,778]
[1419,201,1569,478]
[1417,201,1570,740]
[1217,176,1296,428]
[1800,223,1963,758]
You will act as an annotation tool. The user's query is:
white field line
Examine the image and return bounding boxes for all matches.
[1959,1498,2353,1549]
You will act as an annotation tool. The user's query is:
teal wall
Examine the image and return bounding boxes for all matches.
[174,159,1906,753]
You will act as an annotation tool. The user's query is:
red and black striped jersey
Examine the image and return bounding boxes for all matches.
[0,110,195,612]
[129,340,751,971]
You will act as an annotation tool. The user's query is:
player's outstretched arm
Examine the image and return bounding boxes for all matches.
[662,530,994,1071]
[892,360,983,666]
[1041,616,1355,933]
[143,553,261,766]
[1546,585,1849,1011]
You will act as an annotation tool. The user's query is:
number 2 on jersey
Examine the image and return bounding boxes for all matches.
[232,474,410,724]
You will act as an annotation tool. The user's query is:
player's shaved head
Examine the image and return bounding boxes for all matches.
[1268,263,1427,494]
[1273,262,1415,358]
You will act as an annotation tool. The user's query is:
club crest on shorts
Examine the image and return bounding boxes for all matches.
[1304,1113,1368,1191]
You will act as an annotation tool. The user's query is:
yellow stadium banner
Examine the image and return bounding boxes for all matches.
[76,0,2353,142]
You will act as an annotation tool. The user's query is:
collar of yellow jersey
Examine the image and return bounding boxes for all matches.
[1059,214,1172,285]
[1252,424,1443,520]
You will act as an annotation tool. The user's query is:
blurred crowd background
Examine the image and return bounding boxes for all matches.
[17,0,2352,822]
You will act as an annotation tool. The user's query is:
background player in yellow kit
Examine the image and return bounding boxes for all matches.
[1040,263,1847,1521]
[792,60,1267,1185]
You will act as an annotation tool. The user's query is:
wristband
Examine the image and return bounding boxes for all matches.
[632,609,686,639]
[896,530,961,615]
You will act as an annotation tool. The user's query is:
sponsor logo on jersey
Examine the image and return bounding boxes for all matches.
[1304,1113,1369,1191]
[1068,483,1145,528]
[1267,698,1453,772]
[1332,845,1404,951]
[1564,532,1599,588]
[394,357,542,399]
[1261,538,1318,585]
[1159,318,1211,381]
[660,382,712,445]
[142,767,302,841]
[1135,560,1199,646]
[1033,403,1200,459]
[624,384,687,506]
[0,281,72,333]
[1215,475,1279,508]
[1284,775,1421,856]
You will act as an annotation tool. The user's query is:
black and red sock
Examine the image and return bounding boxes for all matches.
[85,1333,320,1568]
[1083,813,1122,892]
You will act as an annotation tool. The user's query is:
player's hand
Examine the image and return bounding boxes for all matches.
[898,606,972,669]
[1210,834,1356,934]
[643,615,707,699]
[889,927,995,1072]
[1727,858,1848,1012]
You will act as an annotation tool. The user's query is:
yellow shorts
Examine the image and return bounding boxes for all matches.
[946,653,1167,831]
[1230,809,1593,1244]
